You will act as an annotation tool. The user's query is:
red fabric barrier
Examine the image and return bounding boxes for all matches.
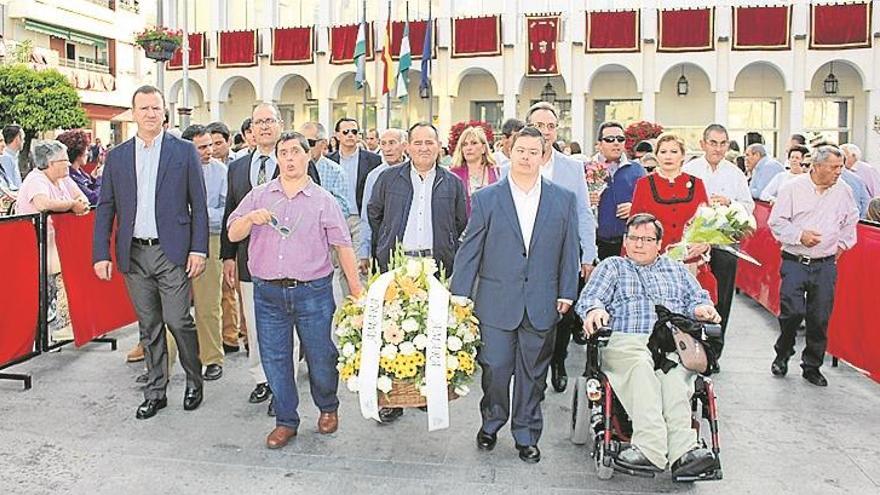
[0,218,39,365]
[271,27,313,64]
[733,6,790,50]
[586,11,640,53]
[391,20,433,59]
[526,15,560,76]
[167,33,205,70]
[811,3,871,49]
[451,16,501,58]
[330,23,374,64]
[658,8,714,52]
[736,201,782,316]
[52,213,137,348]
[828,223,880,382]
[217,30,257,68]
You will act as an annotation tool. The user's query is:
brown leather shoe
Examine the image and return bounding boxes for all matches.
[126,343,145,363]
[317,411,338,434]
[266,426,297,449]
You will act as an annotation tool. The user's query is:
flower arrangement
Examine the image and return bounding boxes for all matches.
[448,120,495,155]
[584,161,609,215]
[334,248,481,405]
[667,202,757,262]
[135,26,183,46]
[624,120,664,156]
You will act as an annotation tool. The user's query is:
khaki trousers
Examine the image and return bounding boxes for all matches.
[192,235,224,366]
[331,215,364,299]
[221,278,241,347]
[601,333,698,469]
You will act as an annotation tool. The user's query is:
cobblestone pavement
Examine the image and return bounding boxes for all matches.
[1,293,878,494]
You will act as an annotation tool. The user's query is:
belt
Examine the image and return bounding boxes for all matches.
[403,249,433,257]
[132,238,160,246]
[265,278,308,287]
[782,251,834,266]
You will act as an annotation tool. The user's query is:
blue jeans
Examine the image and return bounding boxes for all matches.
[253,274,338,429]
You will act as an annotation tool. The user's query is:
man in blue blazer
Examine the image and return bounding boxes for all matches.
[451,126,580,463]
[93,85,209,420]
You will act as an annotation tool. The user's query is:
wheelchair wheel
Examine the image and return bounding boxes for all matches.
[570,376,591,445]
[594,439,614,480]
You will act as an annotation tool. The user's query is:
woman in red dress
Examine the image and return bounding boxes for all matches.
[629,133,717,301]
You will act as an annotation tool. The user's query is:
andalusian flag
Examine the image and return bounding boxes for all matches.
[354,21,367,90]
[381,18,395,95]
[396,20,411,100]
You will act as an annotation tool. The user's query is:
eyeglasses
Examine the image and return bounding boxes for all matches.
[601,136,627,144]
[530,122,557,131]
[253,118,279,127]
[340,129,359,136]
[625,234,658,244]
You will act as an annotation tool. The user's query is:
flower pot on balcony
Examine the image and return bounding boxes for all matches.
[141,40,180,62]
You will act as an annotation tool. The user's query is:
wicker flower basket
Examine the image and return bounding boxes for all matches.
[378,379,460,408]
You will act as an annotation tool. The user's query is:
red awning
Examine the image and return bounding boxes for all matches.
[82,103,128,121]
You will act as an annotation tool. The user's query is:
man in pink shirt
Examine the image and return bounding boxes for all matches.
[840,143,880,197]
[768,145,859,387]
[227,132,363,449]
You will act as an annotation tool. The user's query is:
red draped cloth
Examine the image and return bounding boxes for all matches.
[735,202,782,316]
[452,16,501,58]
[168,33,205,70]
[0,218,39,365]
[272,27,313,64]
[218,30,257,67]
[527,16,559,75]
[658,8,714,52]
[586,11,640,53]
[733,6,790,50]
[811,3,871,49]
[391,20,431,59]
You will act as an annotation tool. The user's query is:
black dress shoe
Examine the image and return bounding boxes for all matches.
[476,429,497,451]
[771,358,788,377]
[136,397,167,419]
[267,397,276,417]
[203,364,223,381]
[672,447,717,477]
[135,372,149,384]
[515,444,541,463]
[183,388,203,411]
[249,383,271,403]
[379,407,404,423]
[551,361,568,393]
[802,368,828,387]
[223,343,240,354]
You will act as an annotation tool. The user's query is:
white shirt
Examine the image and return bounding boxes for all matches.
[401,165,436,250]
[509,175,542,255]
[683,157,755,213]
[249,151,278,187]
[493,150,510,169]
[133,132,164,238]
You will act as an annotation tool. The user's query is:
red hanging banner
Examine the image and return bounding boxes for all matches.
[52,213,137,348]
[330,23,374,65]
[526,15,560,76]
[586,11,640,53]
[217,30,257,68]
[390,20,435,60]
[0,218,39,366]
[810,2,872,50]
[451,16,501,58]
[658,8,715,52]
[271,27,314,65]
[732,6,791,50]
[167,33,205,70]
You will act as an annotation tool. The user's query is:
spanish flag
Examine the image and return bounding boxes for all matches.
[381,17,395,96]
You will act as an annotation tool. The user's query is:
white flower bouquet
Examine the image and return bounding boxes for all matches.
[667,202,757,262]
[334,248,481,408]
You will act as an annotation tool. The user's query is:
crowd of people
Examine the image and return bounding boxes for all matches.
[0,83,875,478]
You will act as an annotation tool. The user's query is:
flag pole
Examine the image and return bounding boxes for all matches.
[361,0,368,131]
[427,0,433,126]
[405,0,410,129]
[385,0,391,129]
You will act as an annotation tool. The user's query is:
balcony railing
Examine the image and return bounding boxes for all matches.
[57,58,111,74]
[116,0,140,13]
[85,0,112,8]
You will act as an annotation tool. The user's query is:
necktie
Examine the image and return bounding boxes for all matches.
[257,155,269,185]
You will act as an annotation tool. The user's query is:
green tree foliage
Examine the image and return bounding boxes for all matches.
[0,64,88,170]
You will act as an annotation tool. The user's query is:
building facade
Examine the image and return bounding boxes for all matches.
[0,0,152,144]
[163,0,878,160]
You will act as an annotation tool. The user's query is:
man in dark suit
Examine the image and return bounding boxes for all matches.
[93,85,209,419]
[450,125,580,463]
[221,103,320,413]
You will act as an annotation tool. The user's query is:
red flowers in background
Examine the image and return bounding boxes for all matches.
[624,121,664,155]
[447,120,495,154]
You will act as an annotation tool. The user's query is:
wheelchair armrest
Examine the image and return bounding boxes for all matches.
[702,323,722,338]
[593,326,612,348]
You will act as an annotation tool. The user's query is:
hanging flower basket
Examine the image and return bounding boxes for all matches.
[135,26,183,62]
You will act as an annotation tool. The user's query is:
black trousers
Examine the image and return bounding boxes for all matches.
[709,247,738,352]
[775,258,837,371]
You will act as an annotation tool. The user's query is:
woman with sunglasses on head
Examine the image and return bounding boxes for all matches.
[628,133,717,302]
[449,126,498,216]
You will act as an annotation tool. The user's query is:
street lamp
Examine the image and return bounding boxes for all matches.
[540,79,557,104]
[824,62,839,95]
[676,65,689,97]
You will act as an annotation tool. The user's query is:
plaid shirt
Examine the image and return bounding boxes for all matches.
[316,156,352,216]
[575,256,711,335]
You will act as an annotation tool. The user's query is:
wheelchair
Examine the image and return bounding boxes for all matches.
[569,325,723,482]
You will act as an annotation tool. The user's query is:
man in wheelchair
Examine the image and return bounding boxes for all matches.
[575,213,721,479]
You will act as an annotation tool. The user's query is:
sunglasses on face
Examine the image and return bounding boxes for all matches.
[307,138,318,147]
[340,129,359,136]
[601,136,627,144]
